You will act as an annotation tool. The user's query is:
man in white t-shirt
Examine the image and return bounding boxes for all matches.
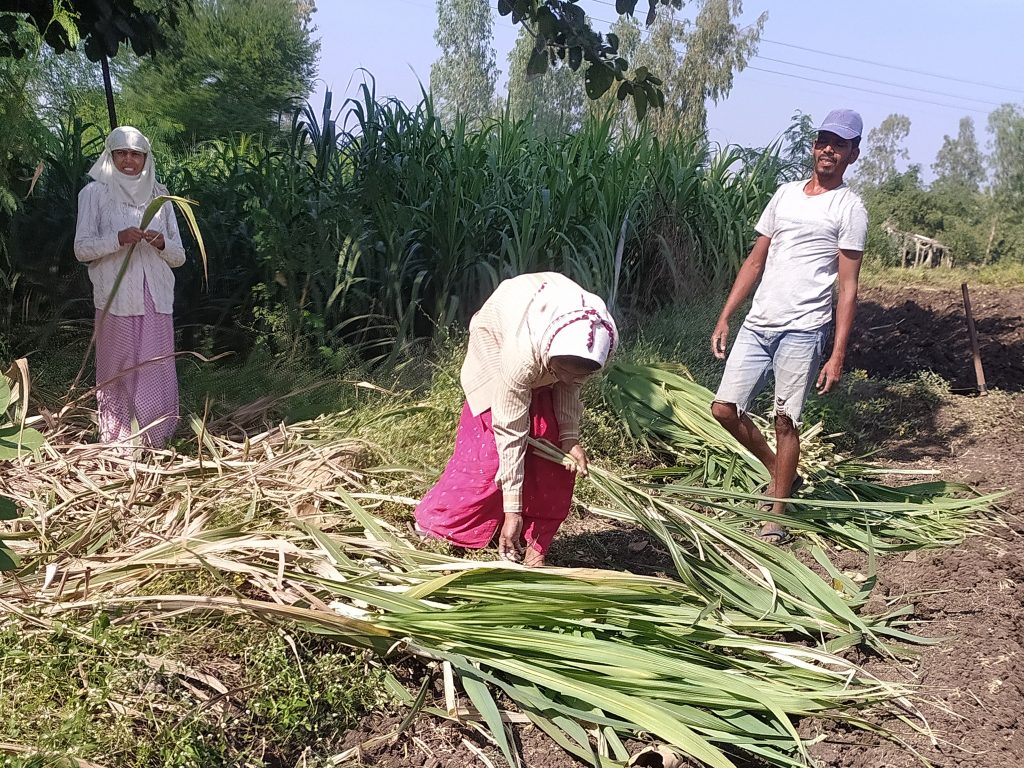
[710,109,869,543]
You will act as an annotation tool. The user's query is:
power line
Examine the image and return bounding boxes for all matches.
[760,38,1024,96]
[745,66,989,115]
[585,2,1024,95]
[753,55,1004,109]
[377,0,1008,115]
[538,2,1024,97]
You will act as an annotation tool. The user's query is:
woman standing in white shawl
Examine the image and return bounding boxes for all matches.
[74,126,186,449]
[414,272,618,567]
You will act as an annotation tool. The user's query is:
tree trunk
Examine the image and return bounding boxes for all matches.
[100,55,118,131]
[984,216,997,265]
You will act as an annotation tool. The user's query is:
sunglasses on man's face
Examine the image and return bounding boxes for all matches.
[813,135,853,150]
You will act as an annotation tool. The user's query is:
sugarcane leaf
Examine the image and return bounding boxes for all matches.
[0,496,16,520]
[0,548,17,571]
[0,424,45,459]
[461,672,516,766]
[0,373,9,412]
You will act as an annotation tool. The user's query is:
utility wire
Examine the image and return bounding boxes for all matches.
[753,55,1005,108]
[381,0,1011,114]
[760,38,1024,96]
[574,0,1024,96]
[745,66,989,115]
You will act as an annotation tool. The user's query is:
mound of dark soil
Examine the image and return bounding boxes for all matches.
[847,284,1024,392]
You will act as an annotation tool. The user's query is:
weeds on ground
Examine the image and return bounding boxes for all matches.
[803,369,952,454]
[0,613,390,767]
[860,259,1024,289]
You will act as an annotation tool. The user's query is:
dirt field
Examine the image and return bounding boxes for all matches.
[343,283,1024,768]
[847,283,1024,393]
[808,283,1024,768]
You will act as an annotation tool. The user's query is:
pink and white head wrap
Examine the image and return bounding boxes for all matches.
[526,277,618,368]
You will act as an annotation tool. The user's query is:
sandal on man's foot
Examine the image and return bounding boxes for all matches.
[758,523,793,546]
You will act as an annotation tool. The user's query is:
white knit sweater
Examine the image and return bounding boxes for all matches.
[74,181,186,316]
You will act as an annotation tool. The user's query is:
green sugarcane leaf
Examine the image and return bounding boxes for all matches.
[0,547,17,571]
[0,496,17,521]
[462,673,516,766]
[0,373,9,412]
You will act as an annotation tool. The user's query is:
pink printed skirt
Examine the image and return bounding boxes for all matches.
[94,281,178,449]
[414,387,575,555]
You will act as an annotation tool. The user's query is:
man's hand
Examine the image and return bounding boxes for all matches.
[118,227,146,246]
[498,513,524,562]
[816,357,844,394]
[561,440,589,475]
[711,319,730,360]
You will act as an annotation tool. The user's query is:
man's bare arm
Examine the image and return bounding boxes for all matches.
[711,235,771,359]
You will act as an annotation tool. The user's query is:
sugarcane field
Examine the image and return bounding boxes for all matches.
[2,3,1024,768]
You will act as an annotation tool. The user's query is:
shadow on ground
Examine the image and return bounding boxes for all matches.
[846,285,1024,393]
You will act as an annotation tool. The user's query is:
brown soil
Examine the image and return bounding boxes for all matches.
[340,284,1024,768]
[845,283,1024,393]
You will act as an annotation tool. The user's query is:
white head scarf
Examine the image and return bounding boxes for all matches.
[525,275,618,369]
[88,126,156,207]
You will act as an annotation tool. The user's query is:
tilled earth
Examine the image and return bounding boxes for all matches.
[341,284,1024,768]
[846,282,1024,393]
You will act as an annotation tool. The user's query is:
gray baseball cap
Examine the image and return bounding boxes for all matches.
[818,109,863,140]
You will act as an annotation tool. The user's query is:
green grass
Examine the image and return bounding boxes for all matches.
[0,613,390,767]
[860,258,1024,289]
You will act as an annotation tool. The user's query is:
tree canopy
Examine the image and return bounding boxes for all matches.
[507,25,585,134]
[119,0,319,145]
[854,113,911,191]
[0,0,185,60]
[431,0,499,125]
[932,116,985,193]
[499,0,684,119]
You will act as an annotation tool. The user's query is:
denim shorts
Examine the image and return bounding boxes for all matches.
[713,324,830,427]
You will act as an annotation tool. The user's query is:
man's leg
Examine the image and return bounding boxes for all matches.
[763,327,828,534]
[710,402,776,476]
[770,414,800,517]
[711,325,775,484]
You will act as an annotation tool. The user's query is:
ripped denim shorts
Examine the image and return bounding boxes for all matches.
[713,323,830,427]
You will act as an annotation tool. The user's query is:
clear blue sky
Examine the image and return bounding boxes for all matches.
[311,1,1024,178]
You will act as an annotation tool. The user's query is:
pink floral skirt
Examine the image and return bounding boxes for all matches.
[414,387,575,555]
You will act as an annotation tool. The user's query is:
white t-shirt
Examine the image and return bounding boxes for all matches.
[743,179,868,332]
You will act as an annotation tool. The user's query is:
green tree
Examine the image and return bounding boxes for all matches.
[120,0,319,145]
[29,45,106,127]
[988,103,1024,204]
[498,0,684,119]
[629,4,678,135]
[780,109,815,177]
[984,103,1024,263]
[0,58,40,215]
[854,113,911,190]
[431,0,499,126]
[932,116,986,192]
[674,0,763,137]
[1,0,187,128]
[606,0,762,138]
[507,26,584,134]
[587,13,640,131]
